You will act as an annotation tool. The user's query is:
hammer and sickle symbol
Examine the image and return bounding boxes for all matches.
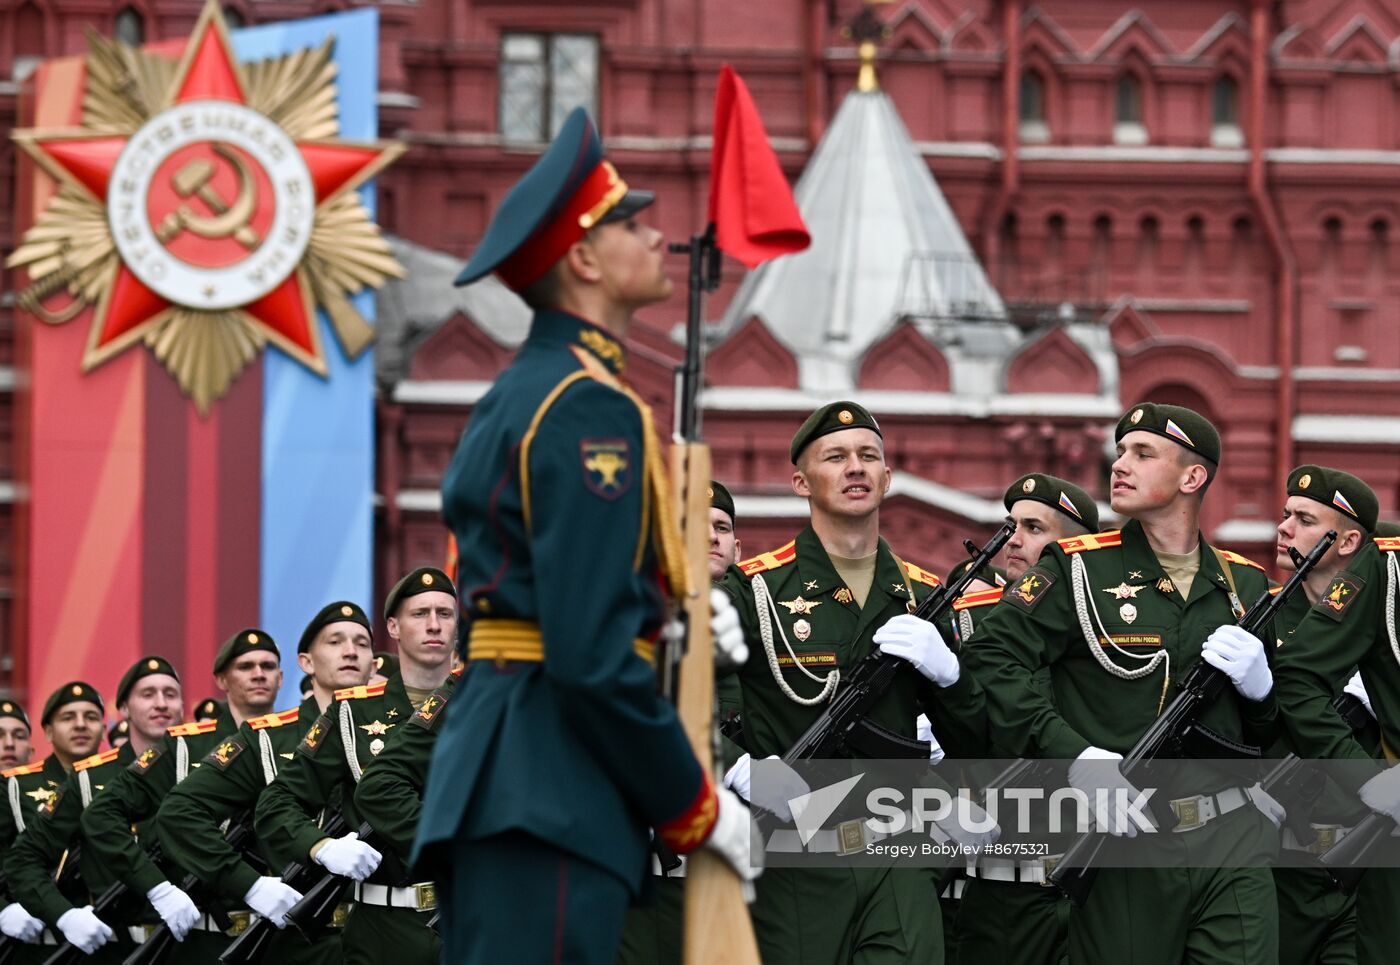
[156,143,261,249]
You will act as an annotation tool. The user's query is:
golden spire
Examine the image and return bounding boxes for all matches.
[846,2,890,94]
[857,40,879,93]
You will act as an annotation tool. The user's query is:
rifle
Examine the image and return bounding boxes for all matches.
[218,812,348,965]
[777,521,1015,764]
[282,821,376,942]
[0,843,86,963]
[120,816,254,965]
[42,838,167,965]
[1048,530,1337,905]
[1318,696,1396,894]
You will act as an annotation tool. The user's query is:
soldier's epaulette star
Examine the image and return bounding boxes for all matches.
[1057,531,1123,554]
[1376,536,1400,553]
[738,541,797,576]
[167,719,219,737]
[2,759,48,778]
[74,748,121,771]
[334,681,389,702]
[248,708,301,730]
[900,561,941,588]
[1218,549,1265,572]
[954,588,1003,611]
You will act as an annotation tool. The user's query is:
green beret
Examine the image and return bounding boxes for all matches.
[1287,465,1378,533]
[42,680,105,725]
[0,699,30,730]
[1004,473,1100,532]
[213,627,280,674]
[108,718,129,744]
[709,481,736,524]
[372,652,400,678]
[944,558,1008,589]
[117,656,180,707]
[1116,403,1221,466]
[1375,520,1400,539]
[383,567,457,621]
[193,698,224,722]
[789,401,881,464]
[298,601,372,654]
[298,673,314,697]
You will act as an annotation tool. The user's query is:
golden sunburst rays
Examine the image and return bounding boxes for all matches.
[241,37,340,141]
[81,28,177,132]
[8,185,116,324]
[145,308,267,412]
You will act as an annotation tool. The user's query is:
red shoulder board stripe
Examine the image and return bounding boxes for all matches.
[167,719,218,737]
[954,588,1004,611]
[656,769,719,855]
[1219,549,1265,572]
[334,682,389,701]
[738,541,797,577]
[249,708,301,731]
[74,748,121,771]
[901,561,941,588]
[1058,531,1123,554]
[2,759,48,777]
[1376,537,1400,553]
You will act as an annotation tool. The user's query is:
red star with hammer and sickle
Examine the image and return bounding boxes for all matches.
[17,7,397,375]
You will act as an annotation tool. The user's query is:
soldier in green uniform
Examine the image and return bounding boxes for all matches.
[949,473,1096,965]
[414,107,754,965]
[4,658,187,960]
[107,720,129,749]
[963,404,1283,965]
[1273,481,1400,965]
[256,569,457,965]
[0,700,32,770]
[155,602,377,965]
[80,638,272,959]
[1264,465,1381,965]
[1,685,105,955]
[717,401,990,965]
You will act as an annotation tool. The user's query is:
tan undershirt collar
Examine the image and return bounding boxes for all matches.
[829,551,878,610]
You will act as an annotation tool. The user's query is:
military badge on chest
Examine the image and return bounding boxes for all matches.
[360,719,395,756]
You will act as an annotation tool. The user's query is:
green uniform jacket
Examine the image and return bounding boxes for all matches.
[415,310,710,895]
[718,524,986,761]
[1274,538,1400,790]
[255,674,416,883]
[79,708,238,895]
[2,753,66,855]
[353,672,459,863]
[156,697,321,903]
[962,520,1278,774]
[4,743,135,926]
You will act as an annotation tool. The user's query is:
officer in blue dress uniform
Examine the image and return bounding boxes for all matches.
[412,107,755,965]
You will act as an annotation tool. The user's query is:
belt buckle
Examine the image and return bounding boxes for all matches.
[414,882,438,912]
[226,912,251,936]
[835,819,866,856]
[330,902,351,928]
[1038,855,1059,887]
[1310,827,1338,855]
[1170,797,1203,832]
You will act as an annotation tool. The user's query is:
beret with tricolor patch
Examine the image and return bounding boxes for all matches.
[212,627,280,674]
[42,681,104,725]
[1288,465,1378,533]
[1004,473,1100,532]
[454,107,654,292]
[384,567,457,621]
[117,656,180,707]
[298,600,372,654]
[710,480,736,525]
[0,699,29,730]
[1116,402,1221,466]
[790,401,882,464]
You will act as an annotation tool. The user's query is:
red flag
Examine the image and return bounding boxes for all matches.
[708,65,810,268]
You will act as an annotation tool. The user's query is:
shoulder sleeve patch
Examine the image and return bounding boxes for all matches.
[1219,549,1266,572]
[128,746,163,774]
[298,713,333,758]
[1005,569,1057,612]
[1315,572,1365,622]
[409,689,452,731]
[738,541,797,577]
[204,736,247,771]
[954,588,1004,611]
[1057,531,1123,555]
[1377,537,1400,553]
[900,560,941,588]
[74,748,120,772]
[580,439,633,500]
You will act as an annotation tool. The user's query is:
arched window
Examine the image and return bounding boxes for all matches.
[1018,70,1049,143]
[1113,74,1147,145]
[115,7,144,46]
[1211,76,1242,147]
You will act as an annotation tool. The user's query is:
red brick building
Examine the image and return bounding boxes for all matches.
[3,0,1400,686]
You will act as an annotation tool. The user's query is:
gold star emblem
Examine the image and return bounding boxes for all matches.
[25,787,57,808]
[421,572,434,585]
[147,659,160,671]
[1103,583,1144,600]
[837,409,854,424]
[246,632,259,644]
[340,605,353,617]
[72,685,84,696]
[359,720,394,736]
[778,596,822,616]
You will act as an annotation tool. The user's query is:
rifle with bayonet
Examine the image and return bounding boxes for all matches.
[1048,530,1337,906]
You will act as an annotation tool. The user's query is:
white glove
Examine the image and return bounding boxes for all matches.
[929,794,1000,851]
[711,588,748,666]
[915,714,945,763]
[1067,746,1153,838]
[1201,625,1272,701]
[55,905,114,954]
[1358,766,1400,823]
[1343,672,1375,718]
[1246,783,1286,830]
[702,786,763,883]
[723,754,810,823]
[145,881,199,941]
[313,831,382,881]
[874,614,958,687]
[0,902,44,942]
[243,877,304,928]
